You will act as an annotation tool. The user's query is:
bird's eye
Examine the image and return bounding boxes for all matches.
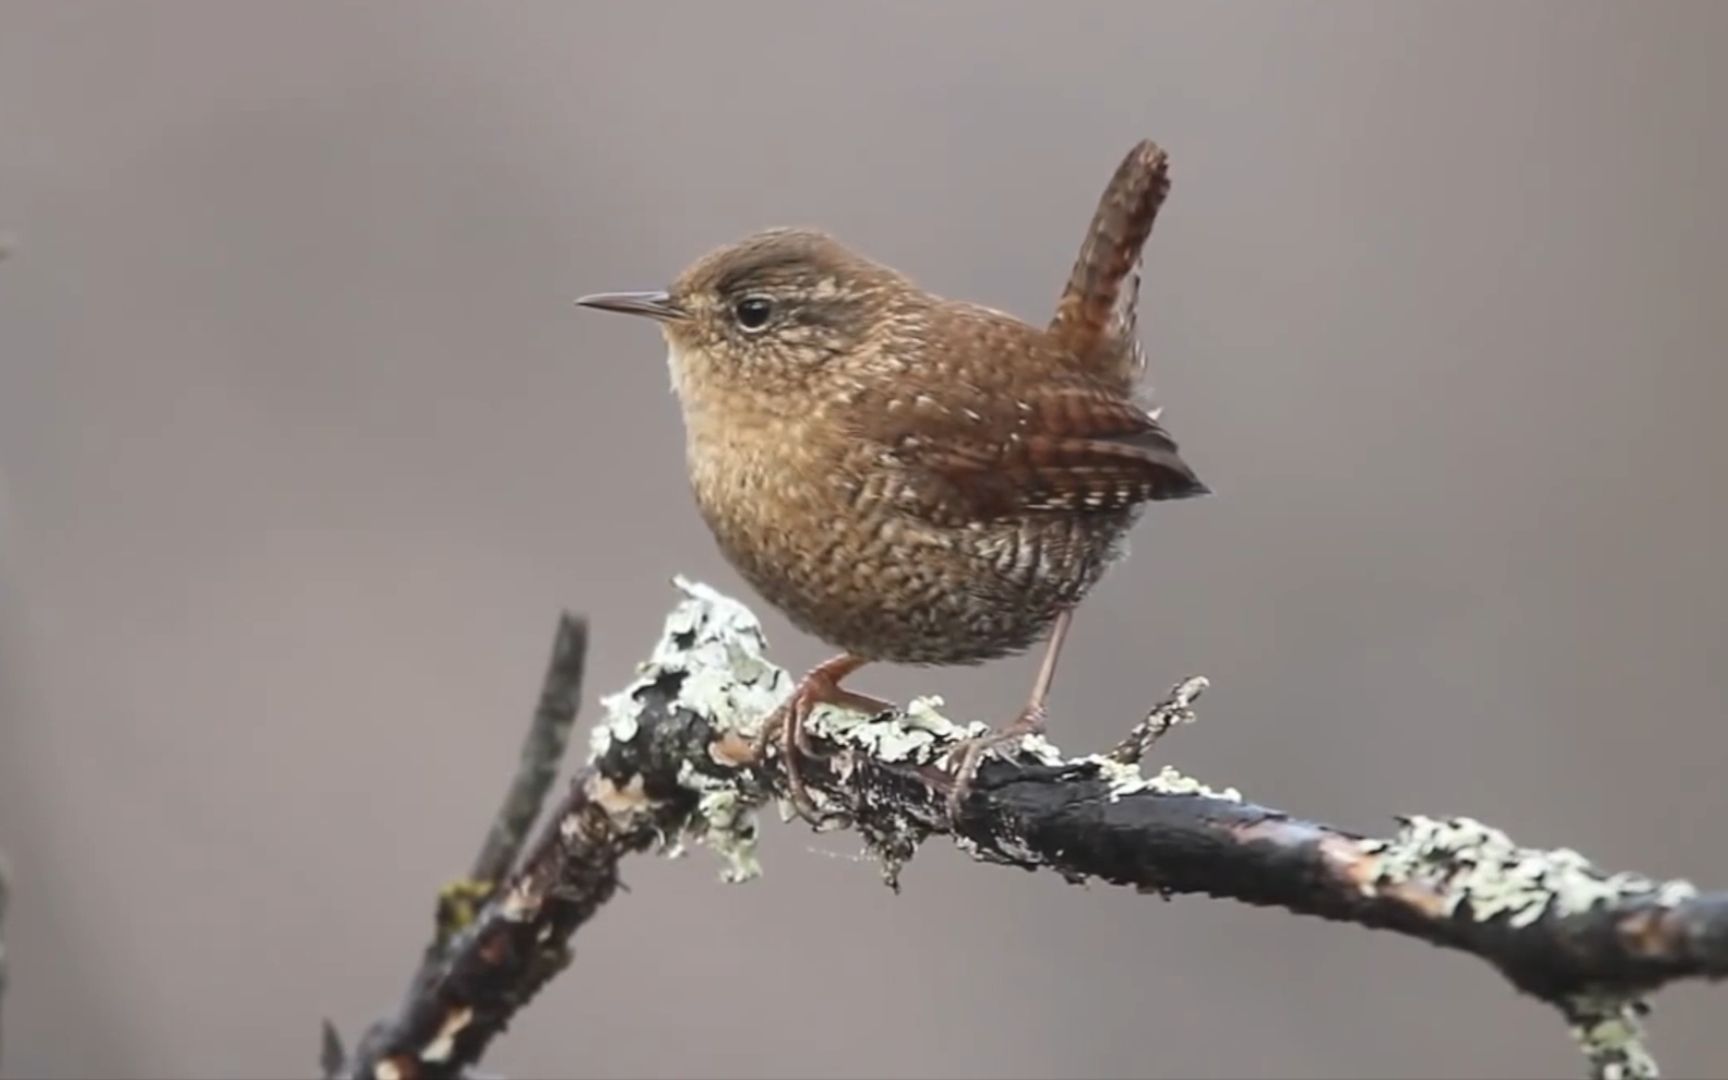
[733,295,774,332]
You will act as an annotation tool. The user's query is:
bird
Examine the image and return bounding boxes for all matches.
[577,139,1207,823]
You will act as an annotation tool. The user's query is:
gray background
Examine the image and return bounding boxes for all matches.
[2,3,1725,1078]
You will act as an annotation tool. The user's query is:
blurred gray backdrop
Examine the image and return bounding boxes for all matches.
[2,3,1726,1078]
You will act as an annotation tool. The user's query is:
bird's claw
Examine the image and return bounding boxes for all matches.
[943,703,1047,823]
[761,659,891,829]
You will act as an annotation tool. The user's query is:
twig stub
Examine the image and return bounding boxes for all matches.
[347,579,1727,1080]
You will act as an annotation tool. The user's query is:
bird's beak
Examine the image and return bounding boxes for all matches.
[574,290,685,321]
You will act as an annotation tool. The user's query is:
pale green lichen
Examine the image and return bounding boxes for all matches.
[1088,755,1243,803]
[1361,816,1698,927]
[585,577,788,880]
[655,576,789,734]
[593,578,1232,883]
[1009,731,1069,768]
[591,576,790,762]
[808,694,1069,769]
[1144,764,1241,802]
[1565,991,1659,1080]
[676,759,761,883]
[587,695,639,759]
[808,694,968,763]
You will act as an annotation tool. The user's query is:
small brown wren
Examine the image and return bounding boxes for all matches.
[578,139,1207,823]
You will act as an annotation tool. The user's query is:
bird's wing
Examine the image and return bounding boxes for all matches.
[858,382,1208,525]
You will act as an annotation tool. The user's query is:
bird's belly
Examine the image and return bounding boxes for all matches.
[700,486,1134,665]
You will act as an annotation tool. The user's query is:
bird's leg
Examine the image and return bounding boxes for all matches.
[944,609,1074,821]
[756,653,891,825]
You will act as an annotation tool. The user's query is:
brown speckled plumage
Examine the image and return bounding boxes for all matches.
[579,139,1207,820]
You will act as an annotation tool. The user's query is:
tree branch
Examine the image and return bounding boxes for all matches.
[345,578,1726,1080]
[471,615,590,888]
[334,614,590,1078]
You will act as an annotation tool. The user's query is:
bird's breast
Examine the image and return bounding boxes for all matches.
[678,412,1131,665]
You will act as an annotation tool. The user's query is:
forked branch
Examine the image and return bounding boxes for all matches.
[338,580,1727,1080]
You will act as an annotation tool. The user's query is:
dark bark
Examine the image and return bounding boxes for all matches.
[339,581,1727,1080]
[958,763,1728,1002]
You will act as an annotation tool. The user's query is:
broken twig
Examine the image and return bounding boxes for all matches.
[347,579,1726,1080]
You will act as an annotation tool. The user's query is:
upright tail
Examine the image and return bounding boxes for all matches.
[1048,140,1172,383]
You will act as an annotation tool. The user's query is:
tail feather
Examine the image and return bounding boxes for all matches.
[1049,140,1172,383]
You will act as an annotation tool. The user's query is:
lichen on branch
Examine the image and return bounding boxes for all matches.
[342,578,1727,1080]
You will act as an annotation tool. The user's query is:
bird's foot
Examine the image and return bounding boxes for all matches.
[756,658,890,827]
[943,702,1048,823]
